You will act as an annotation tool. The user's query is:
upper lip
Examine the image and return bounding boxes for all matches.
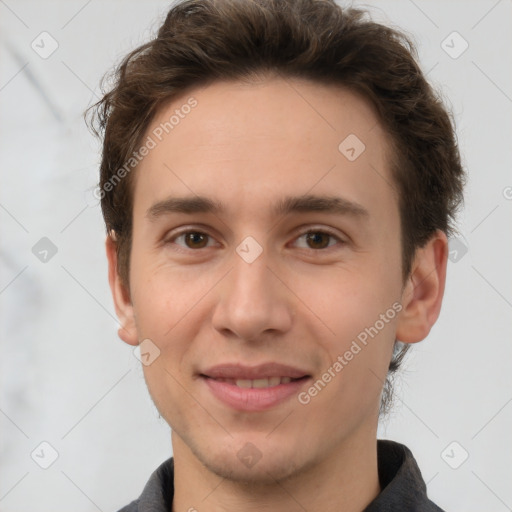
[200,363,311,380]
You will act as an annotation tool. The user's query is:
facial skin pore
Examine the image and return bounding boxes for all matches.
[107,77,447,512]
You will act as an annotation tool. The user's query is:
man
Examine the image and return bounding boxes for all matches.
[88,0,465,510]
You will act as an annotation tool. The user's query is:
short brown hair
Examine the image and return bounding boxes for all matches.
[87,0,465,415]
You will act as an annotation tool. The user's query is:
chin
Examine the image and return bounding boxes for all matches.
[204,452,302,485]
[187,433,314,485]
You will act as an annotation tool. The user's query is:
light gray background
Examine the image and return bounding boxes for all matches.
[0,1,511,511]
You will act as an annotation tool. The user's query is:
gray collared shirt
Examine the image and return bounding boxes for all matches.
[117,440,445,511]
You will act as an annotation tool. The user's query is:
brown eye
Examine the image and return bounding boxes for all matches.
[167,231,214,250]
[293,230,341,250]
[305,232,332,249]
[183,232,209,249]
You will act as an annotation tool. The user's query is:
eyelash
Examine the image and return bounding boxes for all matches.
[164,227,346,253]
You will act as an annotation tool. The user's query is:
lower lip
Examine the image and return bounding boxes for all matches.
[201,376,310,412]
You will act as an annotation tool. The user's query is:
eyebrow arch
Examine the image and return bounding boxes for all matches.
[147,195,225,219]
[273,194,369,219]
[146,194,369,221]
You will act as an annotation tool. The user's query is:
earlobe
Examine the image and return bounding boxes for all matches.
[105,234,139,346]
[396,230,448,344]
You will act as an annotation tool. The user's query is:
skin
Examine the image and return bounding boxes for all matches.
[107,76,448,512]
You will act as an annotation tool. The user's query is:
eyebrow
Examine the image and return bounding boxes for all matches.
[146,194,369,221]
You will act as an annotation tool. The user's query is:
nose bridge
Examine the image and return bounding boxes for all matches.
[231,250,271,307]
[211,244,293,340]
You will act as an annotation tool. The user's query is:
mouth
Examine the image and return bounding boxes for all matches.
[198,363,312,411]
[201,376,308,388]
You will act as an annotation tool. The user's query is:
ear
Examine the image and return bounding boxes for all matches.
[396,230,448,343]
[106,234,138,346]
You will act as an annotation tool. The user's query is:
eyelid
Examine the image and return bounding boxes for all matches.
[289,225,346,249]
[164,226,221,250]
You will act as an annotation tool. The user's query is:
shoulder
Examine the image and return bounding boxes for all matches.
[115,499,139,512]
[114,457,174,512]
[363,440,446,512]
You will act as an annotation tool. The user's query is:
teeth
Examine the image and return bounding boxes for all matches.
[252,378,269,388]
[233,377,296,388]
[268,376,281,386]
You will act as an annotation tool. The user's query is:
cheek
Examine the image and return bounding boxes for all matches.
[130,244,202,335]
[133,270,198,421]
[295,262,398,337]
[299,265,399,400]
[309,318,396,423]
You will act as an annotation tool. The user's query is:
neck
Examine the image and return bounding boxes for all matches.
[171,427,381,512]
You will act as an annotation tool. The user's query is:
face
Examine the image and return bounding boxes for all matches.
[109,76,439,483]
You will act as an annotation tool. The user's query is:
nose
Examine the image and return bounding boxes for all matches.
[211,248,294,342]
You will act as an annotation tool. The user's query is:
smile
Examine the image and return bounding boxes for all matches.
[210,376,300,388]
[200,374,311,412]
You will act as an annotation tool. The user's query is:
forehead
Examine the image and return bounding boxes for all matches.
[133,77,397,220]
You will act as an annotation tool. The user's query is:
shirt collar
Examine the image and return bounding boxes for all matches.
[363,440,444,511]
